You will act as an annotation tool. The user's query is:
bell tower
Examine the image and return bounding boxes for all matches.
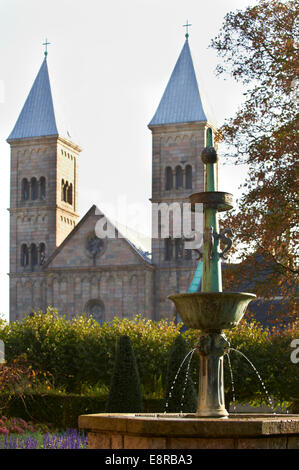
[7,53,81,321]
[148,37,217,320]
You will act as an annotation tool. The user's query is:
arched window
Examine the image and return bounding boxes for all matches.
[185,165,192,189]
[62,180,68,202]
[64,182,68,202]
[67,183,73,205]
[21,179,29,201]
[165,167,173,190]
[31,178,38,200]
[165,238,173,261]
[39,243,46,265]
[85,300,105,325]
[175,238,183,259]
[175,166,183,189]
[40,177,46,200]
[21,244,29,266]
[206,127,213,147]
[30,244,38,267]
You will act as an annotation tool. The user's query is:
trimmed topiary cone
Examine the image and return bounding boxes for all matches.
[106,335,143,413]
[164,334,197,413]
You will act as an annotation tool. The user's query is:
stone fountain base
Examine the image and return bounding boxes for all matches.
[78,413,299,449]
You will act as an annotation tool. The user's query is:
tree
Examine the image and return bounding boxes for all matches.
[164,335,197,413]
[106,335,143,413]
[211,0,298,323]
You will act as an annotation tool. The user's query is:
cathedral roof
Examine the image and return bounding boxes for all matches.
[149,39,214,127]
[44,205,153,269]
[7,57,69,141]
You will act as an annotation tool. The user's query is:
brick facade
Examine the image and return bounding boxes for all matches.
[8,42,217,323]
[8,117,216,323]
[8,120,213,322]
[8,134,82,321]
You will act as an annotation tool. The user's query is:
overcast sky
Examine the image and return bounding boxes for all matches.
[0,0,256,321]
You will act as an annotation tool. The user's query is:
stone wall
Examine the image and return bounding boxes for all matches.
[9,205,154,322]
[79,413,299,449]
[9,267,154,322]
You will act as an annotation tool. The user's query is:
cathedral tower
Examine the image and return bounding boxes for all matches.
[149,37,217,320]
[7,54,81,321]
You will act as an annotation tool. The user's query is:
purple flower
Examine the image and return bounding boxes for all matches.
[1,428,88,449]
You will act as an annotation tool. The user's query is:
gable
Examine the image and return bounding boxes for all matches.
[45,205,151,270]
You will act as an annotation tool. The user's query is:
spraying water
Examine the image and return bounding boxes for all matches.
[229,348,275,413]
[179,349,196,413]
[225,352,236,413]
[164,348,197,413]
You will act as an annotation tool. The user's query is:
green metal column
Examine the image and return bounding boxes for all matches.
[201,153,222,293]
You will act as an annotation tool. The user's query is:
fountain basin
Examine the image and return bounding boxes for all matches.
[78,413,299,449]
[168,292,256,331]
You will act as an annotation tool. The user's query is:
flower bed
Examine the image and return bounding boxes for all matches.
[0,416,49,435]
[0,416,88,449]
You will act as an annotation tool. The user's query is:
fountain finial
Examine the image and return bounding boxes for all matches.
[201,147,218,164]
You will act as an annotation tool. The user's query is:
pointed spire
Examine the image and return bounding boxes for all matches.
[149,40,212,127]
[7,57,58,141]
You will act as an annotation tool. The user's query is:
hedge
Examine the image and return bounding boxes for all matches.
[0,309,180,395]
[0,392,165,429]
[0,309,298,407]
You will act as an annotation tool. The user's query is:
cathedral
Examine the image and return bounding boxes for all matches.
[7,37,216,323]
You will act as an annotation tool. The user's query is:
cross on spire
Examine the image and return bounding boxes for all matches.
[42,38,51,58]
[183,20,192,40]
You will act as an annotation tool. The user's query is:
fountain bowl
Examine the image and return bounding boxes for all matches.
[168,292,256,331]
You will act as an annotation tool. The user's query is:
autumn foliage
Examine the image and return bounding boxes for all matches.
[211,0,298,322]
[0,354,52,395]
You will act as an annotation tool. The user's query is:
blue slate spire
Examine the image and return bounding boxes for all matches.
[149,40,211,126]
[8,57,58,140]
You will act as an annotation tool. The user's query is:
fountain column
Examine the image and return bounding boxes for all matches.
[201,147,222,293]
[196,332,230,417]
[196,147,229,417]
[169,146,255,418]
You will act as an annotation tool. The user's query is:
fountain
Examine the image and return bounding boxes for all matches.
[79,148,299,449]
[169,146,256,418]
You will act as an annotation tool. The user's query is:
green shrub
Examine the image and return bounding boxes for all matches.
[106,335,142,413]
[0,392,106,428]
[0,310,297,407]
[164,335,197,413]
[0,392,164,429]
[0,309,180,394]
